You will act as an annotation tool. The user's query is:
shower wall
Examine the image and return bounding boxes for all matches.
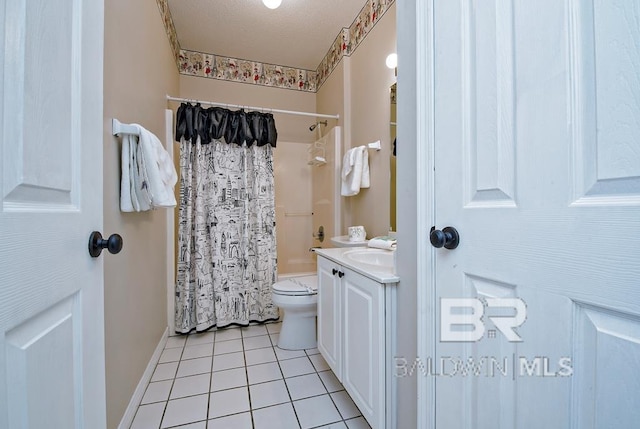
[274,141,316,274]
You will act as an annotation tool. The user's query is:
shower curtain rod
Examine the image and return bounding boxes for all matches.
[166,95,340,120]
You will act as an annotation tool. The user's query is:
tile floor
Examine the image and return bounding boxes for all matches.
[130,322,371,429]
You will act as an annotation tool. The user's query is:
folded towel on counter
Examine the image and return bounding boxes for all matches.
[368,236,397,250]
[120,123,177,212]
[341,145,370,196]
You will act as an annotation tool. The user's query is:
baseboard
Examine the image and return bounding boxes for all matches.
[117,327,169,429]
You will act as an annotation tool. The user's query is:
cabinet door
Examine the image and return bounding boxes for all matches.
[342,268,385,429]
[317,256,342,380]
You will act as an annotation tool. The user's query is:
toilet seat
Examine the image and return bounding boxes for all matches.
[272,275,318,296]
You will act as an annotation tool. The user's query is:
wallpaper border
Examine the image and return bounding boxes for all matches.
[156,0,395,93]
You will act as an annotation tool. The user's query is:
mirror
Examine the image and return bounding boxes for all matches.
[390,82,397,232]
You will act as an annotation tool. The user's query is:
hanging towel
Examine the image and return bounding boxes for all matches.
[340,145,370,196]
[119,124,177,211]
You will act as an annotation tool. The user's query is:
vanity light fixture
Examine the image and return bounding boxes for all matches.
[263,0,282,9]
[386,53,398,77]
[385,53,398,69]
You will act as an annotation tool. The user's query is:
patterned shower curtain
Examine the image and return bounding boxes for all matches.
[175,104,279,333]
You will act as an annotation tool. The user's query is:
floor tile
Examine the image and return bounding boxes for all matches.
[293,394,342,429]
[252,402,300,429]
[209,386,250,419]
[132,325,365,429]
[130,402,165,429]
[266,323,282,334]
[331,391,361,419]
[241,324,269,338]
[170,373,210,399]
[151,362,179,382]
[243,335,273,350]
[245,347,277,366]
[185,331,215,347]
[159,347,183,363]
[213,338,243,355]
[274,346,306,361]
[269,333,280,346]
[249,379,291,409]
[318,370,344,393]
[214,328,243,342]
[345,416,372,429]
[285,373,327,400]
[317,423,348,429]
[309,353,330,372]
[213,351,245,371]
[247,362,283,384]
[161,394,208,428]
[141,380,173,405]
[280,356,315,378]
[211,366,247,392]
[208,412,253,429]
[182,343,214,360]
[176,356,213,378]
[165,335,187,349]
[172,422,206,429]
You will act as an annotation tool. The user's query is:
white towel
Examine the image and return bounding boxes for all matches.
[120,134,135,212]
[135,124,177,208]
[368,236,397,250]
[341,145,370,196]
[119,124,177,211]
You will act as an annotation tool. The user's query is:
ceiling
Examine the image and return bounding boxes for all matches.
[167,0,366,71]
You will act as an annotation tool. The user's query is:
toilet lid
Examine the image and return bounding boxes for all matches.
[273,275,318,295]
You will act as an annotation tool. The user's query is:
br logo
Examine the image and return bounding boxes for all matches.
[440,298,527,342]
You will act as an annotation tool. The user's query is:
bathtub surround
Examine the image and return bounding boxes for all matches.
[175,104,279,332]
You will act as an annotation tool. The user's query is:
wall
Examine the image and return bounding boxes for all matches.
[103,0,179,427]
[316,4,397,238]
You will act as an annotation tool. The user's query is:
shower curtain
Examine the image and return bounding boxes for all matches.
[175,103,279,333]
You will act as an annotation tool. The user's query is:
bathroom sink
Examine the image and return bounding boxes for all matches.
[343,248,395,270]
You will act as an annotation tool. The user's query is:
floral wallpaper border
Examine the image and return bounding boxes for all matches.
[156,0,395,93]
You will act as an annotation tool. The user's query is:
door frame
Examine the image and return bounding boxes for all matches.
[397,0,436,428]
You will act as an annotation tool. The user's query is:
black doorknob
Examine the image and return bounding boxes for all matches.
[430,226,460,250]
[332,268,338,276]
[88,231,123,257]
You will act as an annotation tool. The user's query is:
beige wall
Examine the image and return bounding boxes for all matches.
[103,0,179,427]
[316,5,397,238]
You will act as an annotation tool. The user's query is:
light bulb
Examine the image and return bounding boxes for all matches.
[385,53,398,69]
[263,0,282,9]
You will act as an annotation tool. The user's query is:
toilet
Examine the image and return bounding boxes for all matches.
[271,275,318,350]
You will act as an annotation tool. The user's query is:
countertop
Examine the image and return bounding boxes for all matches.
[314,247,400,284]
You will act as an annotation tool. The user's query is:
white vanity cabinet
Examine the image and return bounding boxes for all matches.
[317,255,343,380]
[316,253,397,429]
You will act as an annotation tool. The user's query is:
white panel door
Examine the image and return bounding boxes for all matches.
[432,0,640,428]
[0,0,105,427]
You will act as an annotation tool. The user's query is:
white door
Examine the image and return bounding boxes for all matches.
[0,0,105,427]
[432,0,640,428]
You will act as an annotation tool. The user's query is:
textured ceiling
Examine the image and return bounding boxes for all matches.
[167,0,366,70]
